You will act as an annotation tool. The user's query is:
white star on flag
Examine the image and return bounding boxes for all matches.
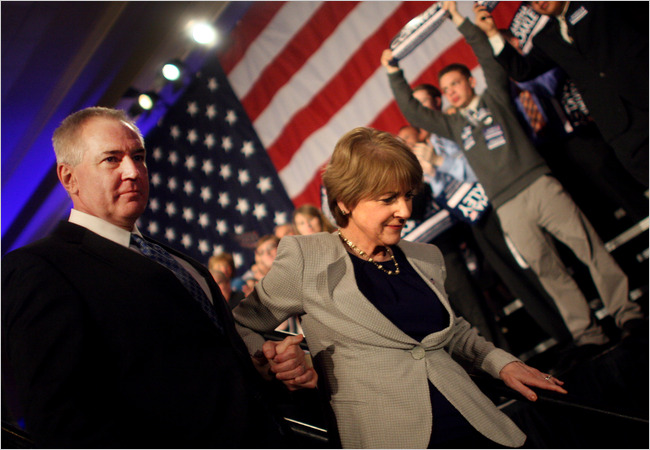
[257,177,272,194]
[220,164,232,180]
[187,101,199,116]
[187,129,199,144]
[253,203,267,220]
[238,169,250,186]
[200,186,212,202]
[167,177,178,192]
[235,198,250,215]
[217,192,230,208]
[241,140,255,157]
[204,133,215,149]
[165,202,177,217]
[183,180,194,196]
[225,109,237,125]
[201,159,214,175]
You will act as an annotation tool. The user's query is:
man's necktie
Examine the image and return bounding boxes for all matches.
[131,234,224,333]
[518,89,546,134]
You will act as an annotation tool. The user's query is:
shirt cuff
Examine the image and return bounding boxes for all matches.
[488,32,506,55]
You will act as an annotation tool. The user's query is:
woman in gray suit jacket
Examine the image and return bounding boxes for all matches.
[233,127,567,448]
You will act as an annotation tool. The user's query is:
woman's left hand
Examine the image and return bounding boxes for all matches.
[499,361,567,401]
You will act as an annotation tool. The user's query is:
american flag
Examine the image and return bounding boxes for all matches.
[218,1,521,207]
[137,56,294,274]
[138,1,521,273]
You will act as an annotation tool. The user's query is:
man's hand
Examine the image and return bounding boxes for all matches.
[472,2,499,37]
[442,1,464,26]
[380,49,400,74]
[411,142,442,177]
[262,334,318,391]
[500,361,567,401]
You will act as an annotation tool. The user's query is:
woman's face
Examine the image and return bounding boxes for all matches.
[340,188,414,253]
[294,212,322,235]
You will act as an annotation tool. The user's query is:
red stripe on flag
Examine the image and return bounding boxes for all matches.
[265,2,434,172]
[291,166,327,209]
[218,2,286,74]
[240,2,360,123]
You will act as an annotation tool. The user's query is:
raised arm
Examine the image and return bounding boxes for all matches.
[381,49,461,140]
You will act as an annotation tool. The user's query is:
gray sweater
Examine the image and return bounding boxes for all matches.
[389,18,550,209]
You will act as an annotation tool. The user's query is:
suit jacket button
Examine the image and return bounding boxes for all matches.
[599,72,606,78]
[410,346,425,360]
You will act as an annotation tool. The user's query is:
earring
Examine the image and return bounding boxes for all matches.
[341,209,348,215]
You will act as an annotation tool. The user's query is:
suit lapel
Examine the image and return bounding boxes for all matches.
[326,241,415,344]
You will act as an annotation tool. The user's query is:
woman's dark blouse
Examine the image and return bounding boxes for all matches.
[348,245,475,446]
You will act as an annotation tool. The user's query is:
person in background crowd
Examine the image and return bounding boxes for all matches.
[274,223,296,239]
[381,1,645,356]
[209,269,245,310]
[233,126,568,449]
[501,28,648,237]
[488,1,648,187]
[255,234,280,279]
[397,83,570,350]
[292,204,336,236]
[1,106,316,448]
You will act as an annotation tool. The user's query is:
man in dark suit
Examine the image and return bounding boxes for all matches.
[2,107,316,448]
[482,1,648,187]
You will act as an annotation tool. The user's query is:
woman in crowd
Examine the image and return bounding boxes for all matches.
[233,127,566,448]
[292,204,336,235]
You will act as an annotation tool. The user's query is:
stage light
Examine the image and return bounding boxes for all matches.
[162,60,183,82]
[138,92,157,110]
[192,22,218,45]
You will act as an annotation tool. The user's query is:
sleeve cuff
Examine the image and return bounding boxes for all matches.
[481,348,521,378]
[489,32,506,55]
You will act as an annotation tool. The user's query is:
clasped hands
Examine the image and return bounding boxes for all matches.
[259,334,318,391]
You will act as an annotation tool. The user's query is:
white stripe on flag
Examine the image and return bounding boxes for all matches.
[254,1,402,148]
[228,2,324,99]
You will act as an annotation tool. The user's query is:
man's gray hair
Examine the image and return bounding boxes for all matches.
[52,107,143,166]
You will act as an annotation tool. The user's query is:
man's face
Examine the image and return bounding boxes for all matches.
[529,1,566,16]
[397,127,420,147]
[63,117,149,230]
[439,70,476,109]
[413,89,438,110]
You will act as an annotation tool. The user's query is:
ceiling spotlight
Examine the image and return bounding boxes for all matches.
[192,22,218,45]
[162,59,184,82]
[138,92,158,111]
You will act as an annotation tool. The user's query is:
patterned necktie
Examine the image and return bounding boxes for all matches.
[131,234,224,333]
[518,89,546,134]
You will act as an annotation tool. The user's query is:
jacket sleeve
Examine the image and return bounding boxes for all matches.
[494,29,558,82]
[2,251,118,447]
[447,315,520,378]
[388,69,463,139]
[458,17,511,96]
[233,236,307,356]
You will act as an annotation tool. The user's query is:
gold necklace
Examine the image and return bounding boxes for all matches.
[338,230,400,275]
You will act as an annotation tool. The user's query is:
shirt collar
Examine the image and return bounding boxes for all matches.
[69,209,141,248]
[459,95,481,116]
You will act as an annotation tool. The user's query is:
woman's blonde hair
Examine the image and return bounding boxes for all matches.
[322,127,423,227]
